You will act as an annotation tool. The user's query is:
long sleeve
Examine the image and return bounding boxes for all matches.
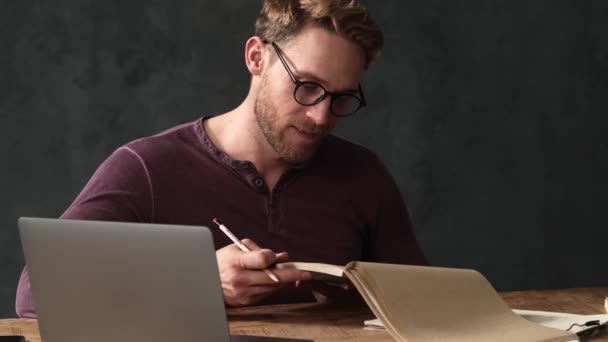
[368,159,429,266]
[15,146,154,318]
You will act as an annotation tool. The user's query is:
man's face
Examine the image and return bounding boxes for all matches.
[254,25,366,164]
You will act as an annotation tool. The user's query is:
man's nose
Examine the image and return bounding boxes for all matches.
[305,97,332,126]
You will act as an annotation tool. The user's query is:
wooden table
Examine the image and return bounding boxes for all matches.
[2,287,607,341]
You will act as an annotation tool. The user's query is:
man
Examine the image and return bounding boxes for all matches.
[16,0,427,317]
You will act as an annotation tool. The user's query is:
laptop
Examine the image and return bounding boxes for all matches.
[18,217,310,342]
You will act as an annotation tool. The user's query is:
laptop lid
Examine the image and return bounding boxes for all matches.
[18,217,232,342]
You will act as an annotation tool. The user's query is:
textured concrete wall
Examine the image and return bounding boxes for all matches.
[1,1,607,317]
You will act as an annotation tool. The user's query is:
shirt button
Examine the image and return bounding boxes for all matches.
[254,178,264,188]
[240,161,251,169]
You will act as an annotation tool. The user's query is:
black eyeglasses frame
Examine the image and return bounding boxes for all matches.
[269,41,367,117]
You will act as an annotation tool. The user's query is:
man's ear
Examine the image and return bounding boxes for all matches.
[245,36,268,76]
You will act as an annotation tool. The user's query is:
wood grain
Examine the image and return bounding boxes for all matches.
[1,287,607,341]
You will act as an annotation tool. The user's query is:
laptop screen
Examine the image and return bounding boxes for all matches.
[19,217,231,342]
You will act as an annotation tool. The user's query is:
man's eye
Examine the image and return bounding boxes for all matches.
[301,83,319,91]
[334,96,349,104]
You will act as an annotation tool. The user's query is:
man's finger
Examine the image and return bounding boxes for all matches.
[237,249,277,269]
[239,268,312,285]
[227,270,286,295]
[241,238,261,251]
[274,251,289,263]
[232,268,283,286]
[273,268,312,283]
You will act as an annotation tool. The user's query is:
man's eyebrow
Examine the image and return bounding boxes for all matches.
[295,71,328,85]
[295,71,359,93]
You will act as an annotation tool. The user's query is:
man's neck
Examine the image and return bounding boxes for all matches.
[204,102,288,191]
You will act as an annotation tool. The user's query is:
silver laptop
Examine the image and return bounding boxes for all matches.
[18,217,310,342]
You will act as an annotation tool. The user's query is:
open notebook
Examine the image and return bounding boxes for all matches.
[276,262,582,342]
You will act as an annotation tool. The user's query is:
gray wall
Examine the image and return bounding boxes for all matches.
[1,0,607,318]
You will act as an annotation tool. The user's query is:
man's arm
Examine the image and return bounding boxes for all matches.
[15,146,154,318]
[368,158,429,266]
[302,155,429,304]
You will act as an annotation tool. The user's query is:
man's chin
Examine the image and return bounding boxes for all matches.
[280,146,318,165]
[276,132,330,164]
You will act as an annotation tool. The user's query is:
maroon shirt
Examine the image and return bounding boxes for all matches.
[16,117,427,318]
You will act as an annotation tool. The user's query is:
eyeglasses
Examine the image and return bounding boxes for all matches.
[269,42,366,117]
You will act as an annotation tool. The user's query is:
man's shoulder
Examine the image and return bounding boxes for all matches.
[122,119,202,161]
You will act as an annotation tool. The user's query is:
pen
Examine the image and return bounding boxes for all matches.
[576,321,608,340]
[212,218,280,283]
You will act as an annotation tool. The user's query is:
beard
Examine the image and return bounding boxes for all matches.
[254,82,332,164]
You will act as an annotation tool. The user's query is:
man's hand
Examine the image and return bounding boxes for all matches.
[216,238,312,306]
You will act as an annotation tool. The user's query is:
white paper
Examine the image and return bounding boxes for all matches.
[512,309,608,333]
[364,309,608,336]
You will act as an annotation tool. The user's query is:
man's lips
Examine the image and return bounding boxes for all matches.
[295,127,318,136]
[292,126,324,142]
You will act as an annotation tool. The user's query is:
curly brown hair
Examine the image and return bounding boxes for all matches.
[255,0,384,67]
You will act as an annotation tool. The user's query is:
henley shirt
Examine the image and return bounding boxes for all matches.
[16,117,427,317]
